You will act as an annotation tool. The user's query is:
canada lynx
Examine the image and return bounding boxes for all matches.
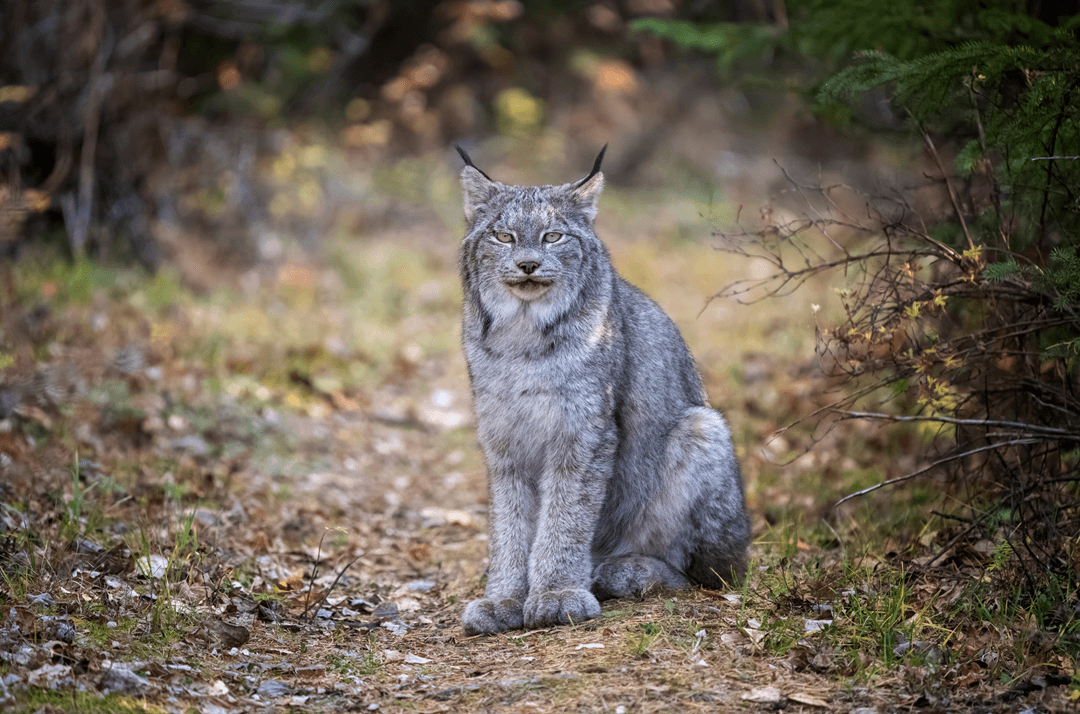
[457,146,750,634]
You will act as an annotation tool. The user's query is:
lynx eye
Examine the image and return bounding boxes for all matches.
[542,231,564,243]
[494,231,514,243]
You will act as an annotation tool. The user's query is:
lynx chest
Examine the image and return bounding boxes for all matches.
[465,321,616,468]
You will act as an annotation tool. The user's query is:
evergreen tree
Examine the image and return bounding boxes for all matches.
[639,1,1080,591]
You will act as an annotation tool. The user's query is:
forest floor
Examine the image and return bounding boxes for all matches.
[1,138,1076,713]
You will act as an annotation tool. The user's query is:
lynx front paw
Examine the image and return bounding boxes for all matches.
[462,598,524,635]
[523,589,600,628]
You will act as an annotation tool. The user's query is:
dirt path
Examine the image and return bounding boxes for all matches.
[1,146,1074,713]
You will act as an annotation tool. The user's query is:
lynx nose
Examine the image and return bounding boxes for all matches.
[516,260,540,275]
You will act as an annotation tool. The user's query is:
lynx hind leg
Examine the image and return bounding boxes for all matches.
[676,407,751,589]
[613,406,750,593]
[593,555,689,600]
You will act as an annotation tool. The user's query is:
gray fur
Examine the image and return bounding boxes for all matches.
[457,150,750,635]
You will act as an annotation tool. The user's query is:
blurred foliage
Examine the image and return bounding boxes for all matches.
[802,3,1080,360]
[2,0,682,265]
[630,19,781,72]
[642,0,1080,606]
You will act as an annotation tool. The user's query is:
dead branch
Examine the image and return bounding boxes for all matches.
[835,438,1041,506]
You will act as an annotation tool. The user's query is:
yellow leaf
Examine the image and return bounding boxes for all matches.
[23,189,50,213]
[0,85,36,103]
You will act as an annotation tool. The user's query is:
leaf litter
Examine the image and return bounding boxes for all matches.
[1,143,1078,713]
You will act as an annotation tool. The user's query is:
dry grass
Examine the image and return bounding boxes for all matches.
[0,145,1076,713]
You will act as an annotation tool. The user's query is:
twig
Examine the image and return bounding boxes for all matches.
[835,438,1040,506]
[68,17,114,257]
[838,410,1079,439]
[301,557,359,620]
[1030,156,1080,161]
[300,531,328,618]
[912,114,975,251]
[967,83,1004,243]
[929,510,974,524]
[1037,84,1073,240]
[924,523,977,568]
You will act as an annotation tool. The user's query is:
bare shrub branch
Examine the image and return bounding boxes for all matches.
[714,165,1080,581]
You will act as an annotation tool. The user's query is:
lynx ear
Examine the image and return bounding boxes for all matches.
[456,145,495,224]
[570,145,607,221]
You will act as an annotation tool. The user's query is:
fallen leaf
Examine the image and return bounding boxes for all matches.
[743,686,782,703]
[790,691,830,707]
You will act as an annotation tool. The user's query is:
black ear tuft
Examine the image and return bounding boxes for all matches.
[455,144,494,182]
[575,144,608,188]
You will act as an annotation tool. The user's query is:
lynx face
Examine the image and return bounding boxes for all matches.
[479,194,589,304]
[460,166,605,328]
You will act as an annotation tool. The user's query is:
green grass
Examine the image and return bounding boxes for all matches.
[324,643,382,678]
[627,622,665,658]
[8,689,167,714]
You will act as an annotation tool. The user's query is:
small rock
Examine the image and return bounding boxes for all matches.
[170,434,210,455]
[373,601,399,621]
[194,507,224,528]
[98,666,149,695]
[395,597,421,613]
[257,680,291,697]
[252,678,287,695]
[405,579,435,593]
[28,662,73,689]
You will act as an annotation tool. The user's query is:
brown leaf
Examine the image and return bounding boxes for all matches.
[201,618,250,649]
[789,691,830,707]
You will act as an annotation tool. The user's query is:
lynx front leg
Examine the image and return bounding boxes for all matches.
[462,460,537,635]
[523,432,612,628]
